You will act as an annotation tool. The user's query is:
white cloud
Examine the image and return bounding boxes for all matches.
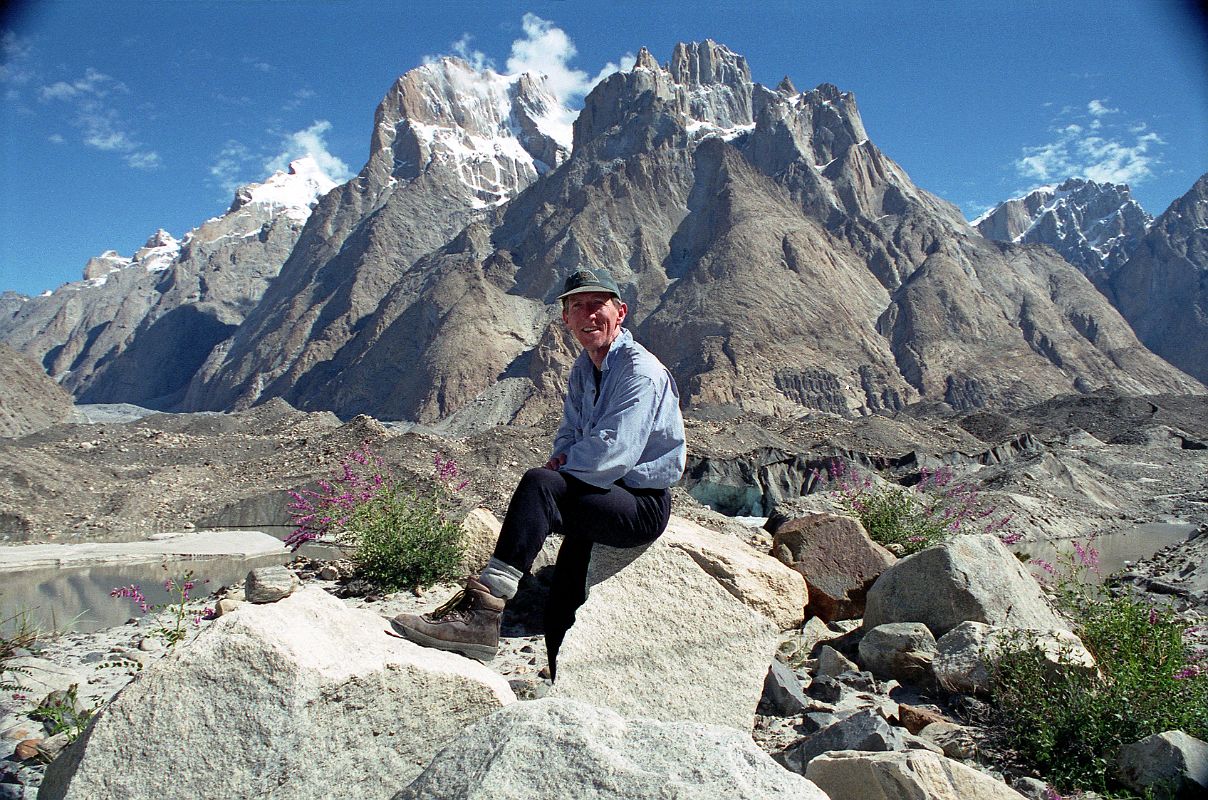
[48,133,64,144]
[39,67,127,101]
[1,30,35,86]
[125,150,161,170]
[35,66,157,168]
[210,141,255,197]
[1015,101,1163,186]
[505,13,634,107]
[451,34,492,72]
[263,120,353,181]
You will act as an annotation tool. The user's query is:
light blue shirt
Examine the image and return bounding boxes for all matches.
[552,328,686,490]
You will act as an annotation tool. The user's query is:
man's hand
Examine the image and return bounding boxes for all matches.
[544,453,567,470]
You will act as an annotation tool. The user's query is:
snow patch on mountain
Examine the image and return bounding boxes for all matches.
[975,178,1151,274]
[230,156,337,223]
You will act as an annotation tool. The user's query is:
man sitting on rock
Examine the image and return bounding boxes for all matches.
[391,267,686,674]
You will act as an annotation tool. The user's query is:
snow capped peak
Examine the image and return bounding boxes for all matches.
[229,156,337,223]
[373,56,570,208]
[976,177,1151,274]
[135,230,181,273]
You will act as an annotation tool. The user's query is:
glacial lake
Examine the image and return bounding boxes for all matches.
[1,531,338,635]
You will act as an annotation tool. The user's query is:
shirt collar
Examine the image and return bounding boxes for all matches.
[599,328,632,372]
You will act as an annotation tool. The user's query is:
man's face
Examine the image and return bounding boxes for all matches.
[562,291,627,358]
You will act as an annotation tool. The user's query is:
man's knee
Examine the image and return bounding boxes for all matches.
[516,466,563,495]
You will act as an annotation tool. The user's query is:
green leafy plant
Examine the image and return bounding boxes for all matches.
[30,683,93,744]
[821,459,1012,555]
[286,445,466,591]
[990,543,1208,797]
[110,565,213,649]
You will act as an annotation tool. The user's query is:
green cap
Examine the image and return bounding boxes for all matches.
[556,267,621,301]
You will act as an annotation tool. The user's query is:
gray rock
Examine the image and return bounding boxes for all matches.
[858,622,938,686]
[919,721,978,760]
[762,659,810,716]
[864,534,1070,637]
[933,621,1096,695]
[1011,776,1054,800]
[1117,730,1208,799]
[244,565,299,603]
[806,749,1029,800]
[807,676,843,704]
[815,645,859,678]
[39,588,514,800]
[395,697,829,800]
[777,708,940,773]
[549,535,778,730]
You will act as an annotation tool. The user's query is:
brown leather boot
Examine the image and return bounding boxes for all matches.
[390,577,504,661]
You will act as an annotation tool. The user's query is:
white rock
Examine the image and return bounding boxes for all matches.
[664,516,808,630]
[40,588,514,800]
[933,621,1095,695]
[244,564,299,603]
[550,537,778,730]
[864,534,1069,636]
[459,507,501,573]
[397,697,829,800]
[806,749,1028,800]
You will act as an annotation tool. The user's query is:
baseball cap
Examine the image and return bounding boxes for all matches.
[556,267,621,300]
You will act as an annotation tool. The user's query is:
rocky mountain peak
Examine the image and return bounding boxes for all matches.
[975,177,1151,274]
[227,156,336,222]
[134,230,181,273]
[574,39,754,153]
[669,40,751,88]
[364,56,568,208]
[776,76,797,95]
[82,250,133,282]
[634,46,659,72]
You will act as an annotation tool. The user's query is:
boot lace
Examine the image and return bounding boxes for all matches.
[427,589,472,622]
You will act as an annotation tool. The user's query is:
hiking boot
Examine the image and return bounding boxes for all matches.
[390,577,504,661]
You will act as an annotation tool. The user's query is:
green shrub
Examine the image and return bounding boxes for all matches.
[286,445,466,592]
[990,547,1208,797]
[823,459,1011,556]
[342,483,465,590]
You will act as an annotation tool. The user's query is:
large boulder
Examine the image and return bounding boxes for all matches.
[864,534,1068,636]
[41,588,514,800]
[771,513,895,621]
[858,622,938,686]
[933,621,1096,695]
[395,697,829,799]
[806,749,1028,799]
[1117,730,1208,799]
[550,536,778,730]
[665,516,808,629]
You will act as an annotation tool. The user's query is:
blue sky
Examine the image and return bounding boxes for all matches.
[2,0,1205,297]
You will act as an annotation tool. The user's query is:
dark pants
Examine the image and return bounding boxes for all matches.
[491,467,672,678]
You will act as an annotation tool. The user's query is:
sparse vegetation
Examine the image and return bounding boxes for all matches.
[990,544,1208,797]
[824,459,1012,556]
[285,445,466,591]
